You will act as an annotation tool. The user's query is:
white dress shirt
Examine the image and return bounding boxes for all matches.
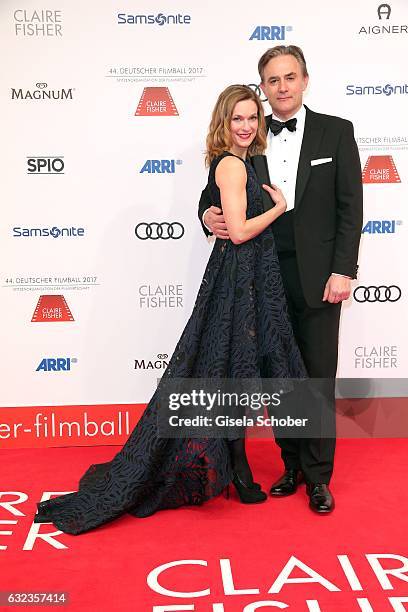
[266,104,306,212]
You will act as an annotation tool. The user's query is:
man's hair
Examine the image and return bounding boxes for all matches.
[205,84,266,166]
[258,45,308,82]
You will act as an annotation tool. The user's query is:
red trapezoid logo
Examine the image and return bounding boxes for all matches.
[31,295,74,322]
[362,155,401,183]
[135,87,179,116]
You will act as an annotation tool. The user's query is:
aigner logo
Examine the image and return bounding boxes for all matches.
[353,285,402,303]
[358,3,408,35]
[135,222,184,240]
[378,4,391,19]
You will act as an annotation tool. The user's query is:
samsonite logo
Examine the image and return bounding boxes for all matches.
[140,159,182,174]
[36,357,77,371]
[249,25,293,40]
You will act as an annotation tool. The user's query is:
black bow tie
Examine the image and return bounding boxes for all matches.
[269,117,297,136]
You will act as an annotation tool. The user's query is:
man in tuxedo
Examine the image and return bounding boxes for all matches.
[198,45,363,513]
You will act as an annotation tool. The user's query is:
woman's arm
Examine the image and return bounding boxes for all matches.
[215,156,286,245]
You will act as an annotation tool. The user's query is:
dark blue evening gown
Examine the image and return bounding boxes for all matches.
[34,152,306,534]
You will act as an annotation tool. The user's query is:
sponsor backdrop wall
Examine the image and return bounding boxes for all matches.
[1,0,407,448]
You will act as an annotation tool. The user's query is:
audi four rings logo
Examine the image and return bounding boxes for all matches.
[247,83,268,102]
[353,285,402,303]
[135,222,185,240]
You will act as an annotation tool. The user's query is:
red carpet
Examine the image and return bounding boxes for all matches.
[2,439,408,611]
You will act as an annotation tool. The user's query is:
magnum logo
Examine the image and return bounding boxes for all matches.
[362,155,401,183]
[32,295,74,322]
[135,87,179,116]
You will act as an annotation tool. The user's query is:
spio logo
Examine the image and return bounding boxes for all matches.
[140,159,182,174]
[353,285,402,303]
[13,226,85,238]
[27,157,64,174]
[36,357,77,372]
[249,25,292,41]
[362,220,402,234]
[378,3,391,19]
[117,13,191,25]
[135,222,184,240]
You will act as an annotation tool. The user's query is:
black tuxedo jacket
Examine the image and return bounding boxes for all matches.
[198,106,363,308]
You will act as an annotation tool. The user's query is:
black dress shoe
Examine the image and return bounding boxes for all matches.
[306,483,335,514]
[270,469,303,496]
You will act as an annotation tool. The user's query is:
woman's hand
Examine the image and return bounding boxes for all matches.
[262,184,287,216]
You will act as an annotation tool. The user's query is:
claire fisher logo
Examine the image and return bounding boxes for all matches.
[117,12,191,25]
[138,284,183,308]
[358,4,408,36]
[362,155,401,183]
[11,82,74,101]
[14,9,63,36]
[135,87,178,116]
[31,295,74,322]
[354,345,398,368]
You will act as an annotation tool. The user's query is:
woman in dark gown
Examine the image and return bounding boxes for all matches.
[34,85,306,535]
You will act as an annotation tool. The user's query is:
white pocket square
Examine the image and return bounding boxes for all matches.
[311,157,332,166]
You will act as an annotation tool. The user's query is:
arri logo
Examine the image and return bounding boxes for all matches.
[135,87,178,116]
[117,13,191,25]
[13,226,85,238]
[27,156,64,174]
[249,25,292,40]
[362,220,402,234]
[140,159,182,174]
[36,357,77,372]
[346,83,408,96]
[362,155,401,183]
[31,295,74,322]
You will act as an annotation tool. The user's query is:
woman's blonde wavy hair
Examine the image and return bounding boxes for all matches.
[205,85,266,166]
